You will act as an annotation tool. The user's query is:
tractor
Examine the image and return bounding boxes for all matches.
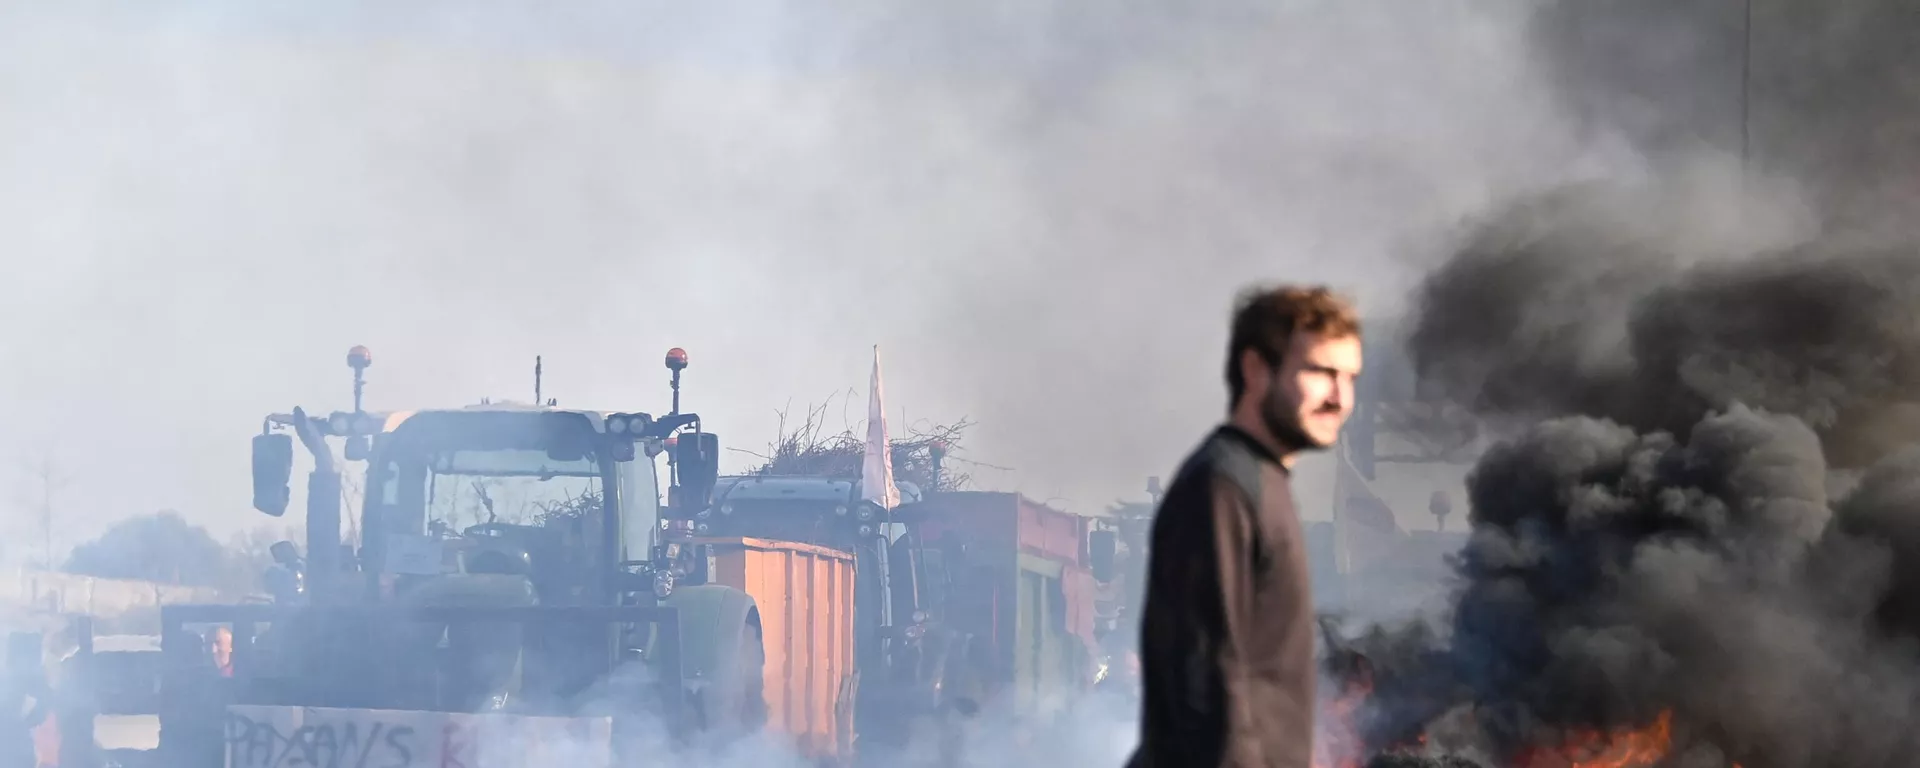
[81,347,856,767]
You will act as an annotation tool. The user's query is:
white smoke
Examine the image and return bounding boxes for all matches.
[0,2,1696,765]
[0,0,1631,550]
[457,660,1140,767]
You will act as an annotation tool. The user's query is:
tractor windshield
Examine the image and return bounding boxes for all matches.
[424,448,602,529]
[367,411,617,538]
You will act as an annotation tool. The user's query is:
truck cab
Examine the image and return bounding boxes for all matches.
[698,474,925,647]
[891,492,1102,721]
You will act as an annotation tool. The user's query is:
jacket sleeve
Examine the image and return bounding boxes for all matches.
[1169,475,1266,768]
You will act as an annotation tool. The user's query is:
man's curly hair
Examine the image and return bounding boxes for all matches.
[1225,284,1362,406]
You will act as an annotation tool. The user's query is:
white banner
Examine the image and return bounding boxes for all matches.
[861,345,900,511]
[226,705,612,768]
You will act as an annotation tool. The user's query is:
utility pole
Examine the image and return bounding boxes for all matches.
[22,450,68,570]
[1740,0,1754,168]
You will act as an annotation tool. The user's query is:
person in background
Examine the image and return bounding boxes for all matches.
[1126,285,1364,768]
[207,627,234,678]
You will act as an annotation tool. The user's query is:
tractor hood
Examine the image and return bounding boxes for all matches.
[398,574,539,609]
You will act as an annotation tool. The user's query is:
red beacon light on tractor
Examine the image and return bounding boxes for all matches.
[664,347,690,415]
[342,345,376,461]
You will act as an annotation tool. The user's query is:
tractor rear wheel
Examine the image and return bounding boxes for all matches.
[662,585,768,739]
[739,612,768,730]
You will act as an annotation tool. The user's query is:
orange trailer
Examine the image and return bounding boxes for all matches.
[692,536,860,759]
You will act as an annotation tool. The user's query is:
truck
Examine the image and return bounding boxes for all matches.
[685,464,1106,760]
[67,347,859,767]
[890,491,1104,721]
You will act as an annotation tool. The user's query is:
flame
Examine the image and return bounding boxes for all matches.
[1319,704,1746,768]
[1314,669,1374,768]
[1518,711,1746,768]
[1516,711,1674,768]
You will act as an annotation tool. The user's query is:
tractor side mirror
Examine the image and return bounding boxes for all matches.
[252,433,295,517]
[344,435,371,462]
[674,432,721,511]
[1089,529,1117,583]
[269,540,302,567]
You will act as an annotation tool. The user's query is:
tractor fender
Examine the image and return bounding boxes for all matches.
[660,585,768,735]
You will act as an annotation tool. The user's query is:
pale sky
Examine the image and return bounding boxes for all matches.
[0,1,1626,558]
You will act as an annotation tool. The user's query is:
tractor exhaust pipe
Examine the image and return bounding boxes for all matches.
[290,406,341,600]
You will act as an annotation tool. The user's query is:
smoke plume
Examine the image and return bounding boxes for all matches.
[1332,181,1920,768]
[1405,176,1920,468]
[1530,0,1920,227]
[0,0,1603,543]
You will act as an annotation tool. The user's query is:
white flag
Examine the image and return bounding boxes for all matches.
[861,345,901,510]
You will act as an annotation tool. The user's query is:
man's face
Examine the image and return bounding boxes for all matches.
[1245,332,1363,451]
[211,629,232,664]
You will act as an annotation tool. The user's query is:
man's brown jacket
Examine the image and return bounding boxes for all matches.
[1127,426,1317,768]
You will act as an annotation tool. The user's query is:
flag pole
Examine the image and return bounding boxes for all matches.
[861,345,899,641]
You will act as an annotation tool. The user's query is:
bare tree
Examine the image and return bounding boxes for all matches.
[732,395,994,493]
[18,447,69,570]
[227,523,302,569]
[71,512,272,597]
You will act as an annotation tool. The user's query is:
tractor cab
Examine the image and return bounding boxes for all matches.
[248,349,722,609]
[697,474,919,545]
[240,348,729,718]
[354,405,674,602]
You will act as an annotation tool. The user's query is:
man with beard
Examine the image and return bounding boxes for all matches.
[1127,285,1363,768]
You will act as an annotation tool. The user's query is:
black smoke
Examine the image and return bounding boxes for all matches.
[1406,179,1920,469]
[1530,0,1920,226]
[1331,182,1920,768]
